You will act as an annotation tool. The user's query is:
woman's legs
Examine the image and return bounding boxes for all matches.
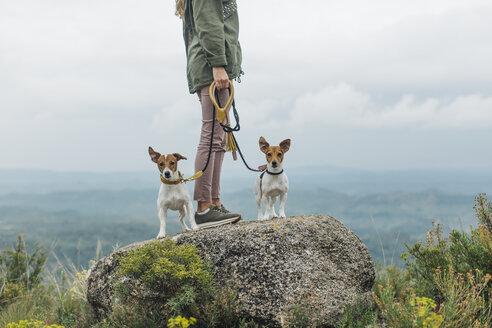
[194,85,228,212]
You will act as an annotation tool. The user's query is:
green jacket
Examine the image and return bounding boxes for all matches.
[183,0,242,93]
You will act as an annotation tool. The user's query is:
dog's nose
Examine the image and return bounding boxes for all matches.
[272,161,277,168]
[164,171,171,178]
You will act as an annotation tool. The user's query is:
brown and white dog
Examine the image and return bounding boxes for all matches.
[148,146,198,238]
[254,137,291,220]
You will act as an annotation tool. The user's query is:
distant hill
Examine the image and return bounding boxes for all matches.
[1,166,491,195]
[0,187,478,268]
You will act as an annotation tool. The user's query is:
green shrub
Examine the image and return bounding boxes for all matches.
[433,266,491,327]
[403,194,492,302]
[115,240,214,325]
[1,235,48,308]
[373,283,443,328]
[374,267,491,328]
[117,240,213,294]
[373,193,492,327]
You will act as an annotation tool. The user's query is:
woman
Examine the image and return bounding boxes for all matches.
[176,0,243,227]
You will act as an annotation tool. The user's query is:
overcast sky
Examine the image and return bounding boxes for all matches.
[1,0,491,173]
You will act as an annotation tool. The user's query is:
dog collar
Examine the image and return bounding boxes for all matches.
[260,169,284,180]
[160,171,184,185]
[266,169,284,176]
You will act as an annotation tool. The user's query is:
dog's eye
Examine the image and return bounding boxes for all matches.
[159,163,164,166]
[277,153,282,157]
[170,161,175,166]
[267,153,272,157]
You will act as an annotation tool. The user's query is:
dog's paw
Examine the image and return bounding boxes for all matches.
[191,226,200,231]
[279,212,286,218]
[184,227,192,232]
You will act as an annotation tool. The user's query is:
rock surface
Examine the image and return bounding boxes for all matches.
[86,215,375,326]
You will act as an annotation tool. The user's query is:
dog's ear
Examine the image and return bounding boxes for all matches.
[148,146,161,163]
[259,136,270,154]
[172,153,187,161]
[279,139,291,153]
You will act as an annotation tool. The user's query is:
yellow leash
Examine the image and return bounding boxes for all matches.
[209,81,234,124]
[209,81,238,155]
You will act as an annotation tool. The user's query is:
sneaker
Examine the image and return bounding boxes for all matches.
[219,204,242,221]
[195,205,241,228]
[219,204,229,213]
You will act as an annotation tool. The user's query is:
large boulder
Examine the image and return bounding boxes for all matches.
[86,215,375,326]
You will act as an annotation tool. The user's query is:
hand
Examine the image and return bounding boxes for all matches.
[212,66,230,90]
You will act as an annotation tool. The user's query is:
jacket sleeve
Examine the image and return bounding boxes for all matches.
[192,0,227,67]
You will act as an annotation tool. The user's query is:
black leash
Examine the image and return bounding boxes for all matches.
[230,131,262,172]
[215,89,262,173]
[199,84,263,175]
[219,99,240,132]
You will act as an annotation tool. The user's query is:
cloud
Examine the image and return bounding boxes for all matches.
[240,0,492,98]
[289,83,492,130]
[1,0,492,171]
[151,96,201,135]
